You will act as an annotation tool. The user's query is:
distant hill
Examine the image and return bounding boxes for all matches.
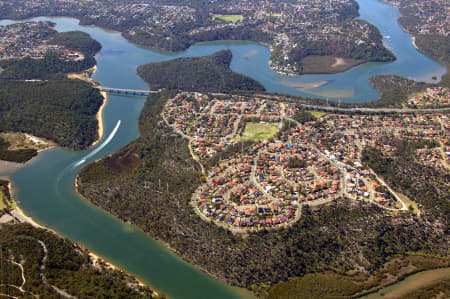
[137,50,265,93]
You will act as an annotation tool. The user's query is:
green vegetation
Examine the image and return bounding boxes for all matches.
[361,142,449,223]
[367,75,429,107]
[48,30,102,56]
[280,21,396,75]
[0,79,103,150]
[212,14,244,23]
[306,110,327,119]
[239,122,278,141]
[0,137,37,163]
[293,110,317,124]
[405,252,448,260]
[204,140,255,170]
[0,194,7,211]
[268,255,449,299]
[269,272,376,299]
[78,91,448,296]
[299,55,363,74]
[415,34,450,88]
[394,1,449,89]
[398,278,450,299]
[0,223,154,298]
[0,29,103,153]
[0,51,95,80]
[0,180,11,212]
[124,24,272,53]
[0,31,101,80]
[137,50,265,93]
[287,156,307,169]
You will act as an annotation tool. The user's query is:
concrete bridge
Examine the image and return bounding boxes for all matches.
[99,86,157,96]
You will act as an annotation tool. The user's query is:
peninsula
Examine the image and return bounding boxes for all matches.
[0,21,105,159]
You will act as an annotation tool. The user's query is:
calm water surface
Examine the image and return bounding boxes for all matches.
[0,0,447,298]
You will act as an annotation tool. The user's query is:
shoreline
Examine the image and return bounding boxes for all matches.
[411,36,418,50]
[0,143,53,176]
[0,65,103,173]
[7,182,47,231]
[5,180,159,297]
[74,174,236,298]
[282,80,328,89]
[67,65,107,148]
[91,91,107,148]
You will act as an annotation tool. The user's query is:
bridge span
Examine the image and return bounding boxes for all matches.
[99,86,158,96]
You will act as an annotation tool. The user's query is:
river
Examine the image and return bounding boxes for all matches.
[0,0,447,298]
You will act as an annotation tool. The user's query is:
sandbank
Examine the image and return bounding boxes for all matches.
[331,57,345,68]
[411,36,418,50]
[90,91,107,148]
[245,49,258,57]
[282,80,328,89]
[67,65,99,85]
[0,160,24,175]
[302,88,355,98]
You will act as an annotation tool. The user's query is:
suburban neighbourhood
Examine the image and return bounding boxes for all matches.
[0,21,83,61]
[0,22,84,61]
[383,0,449,36]
[1,0,393,75]
[407,87,449,107]
[163,92,450,232]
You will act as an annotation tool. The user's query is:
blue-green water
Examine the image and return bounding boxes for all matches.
[0,0,447,298]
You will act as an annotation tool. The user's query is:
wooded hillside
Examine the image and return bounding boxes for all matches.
[137,50,265,93]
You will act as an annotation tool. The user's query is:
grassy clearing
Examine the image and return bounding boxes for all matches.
[0,192,8,210]
[268,255,450,299]
[0,181,13,212]
[239,122,278,141]
[405,252,448,260]
[268,272,375,299]
[0,188,13,211]
[399,194,420,214]
[345,269,358,275]
[300,55,363,74]
[0,132,53,151]
[212,14,244,23]
[306,110,327,119]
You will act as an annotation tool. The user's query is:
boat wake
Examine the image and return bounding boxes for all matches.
[73,120,121,168]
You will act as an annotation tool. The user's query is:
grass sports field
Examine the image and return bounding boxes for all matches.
[239,122,278,141]
[306,111,327,119]
[212,14,244,23]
